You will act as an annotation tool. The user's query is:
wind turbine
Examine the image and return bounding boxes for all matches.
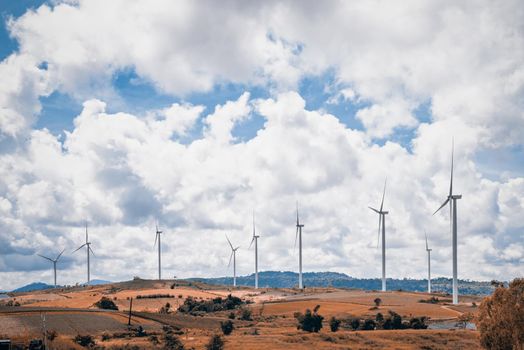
[294,202,304,289]
[369,178,388,292]
[433,139,461,304]
[425,231,432,293]
[249,211,259,289]
[37,249,65,288]
[154,223,162,280]
[226,235,240,287]
[73,222,95,285]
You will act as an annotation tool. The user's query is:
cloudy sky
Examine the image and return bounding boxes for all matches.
[0,0,523,290]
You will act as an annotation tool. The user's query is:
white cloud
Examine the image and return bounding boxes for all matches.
[0,91,522,289]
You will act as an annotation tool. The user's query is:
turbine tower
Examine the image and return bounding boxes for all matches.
[37,249,65,288]
[154,223,162,280]
[73,222,95,285]
[369,179,388,292]
[294,202,304,289]
[249,211,259,289]
[433,139,461,304]
[226,235,240,287]
[425,231,432,293]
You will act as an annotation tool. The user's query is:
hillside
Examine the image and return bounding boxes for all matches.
[189,271,497,295]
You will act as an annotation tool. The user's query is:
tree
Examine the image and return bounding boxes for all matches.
[329,317,341,332]
[206,335,224,350]
[295,306,324,332]
[478,278,524,350]
[220,320,234,335]
[373,298,382,307]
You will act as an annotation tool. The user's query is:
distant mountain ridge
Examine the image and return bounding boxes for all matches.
[11,279,112,293]
[188,271,497,295]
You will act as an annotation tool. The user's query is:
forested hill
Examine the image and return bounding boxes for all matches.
[188,271,497,295]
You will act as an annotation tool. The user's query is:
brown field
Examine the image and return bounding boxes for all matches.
[0,279,485,349]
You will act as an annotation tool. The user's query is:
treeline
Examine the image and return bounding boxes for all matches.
[178,294,244,315]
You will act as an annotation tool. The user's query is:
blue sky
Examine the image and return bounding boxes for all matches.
[0,1,522,289]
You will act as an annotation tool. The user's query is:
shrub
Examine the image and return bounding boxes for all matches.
[456,312,474,329]
[228,312,235,319]
[94,297,118,310]
[74,334,95,347]
[478,278,524,350]
[206,334,224,350]
[419,296,441,304]
[329,317,341,332]
[239,308,252,321]
[46,330,57,341]
[348,318,360,330]
[220,320,234,335]
[295,306,324,333]
[159,302,172,314]
[163,326,185,350]
[376,313,384,322]
[409,316,428,329]
[373,298,382,307]
[178,294,243,314]
[361,319,376,330]
[101,332,111,341]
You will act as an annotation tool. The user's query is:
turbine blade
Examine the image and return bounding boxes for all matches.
[368,206,380,214]
[56,249,65,261]
[380,178,387,212]
[153,232,158,249]
[228,251,233,268]
[249,236,255,249]
[425,230,429,250]
[226,235,234,250]
[234,246,240,251]
[73,244,86,253]
[376,215,381,248]
[433,198,450,215]
[85,221,88,243]
[449,137,454,197]
[294,226,299,251]
[37,254,54,262]
[89,246,95,257]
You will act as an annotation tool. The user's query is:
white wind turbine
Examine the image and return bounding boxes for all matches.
[425,231,432,293]
[226,235,240,287]
[37,249,65,288]
[294,202,304,289]
[73,222,95,285]
[433,139,461,304]
[249,211,259,289]
[369,178,388,292]
[154,222,162,280]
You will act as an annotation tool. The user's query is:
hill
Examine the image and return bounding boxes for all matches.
[12,282,55,293]
[188,270,497,295]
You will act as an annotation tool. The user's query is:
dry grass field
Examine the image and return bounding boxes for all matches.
[0,279,484,349]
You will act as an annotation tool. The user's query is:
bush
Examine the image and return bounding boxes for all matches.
[46,330,57,341]
[348,318,360,330]
[206,334,224,350]
[329,317,341,332]
[228,312,235,319]
[456,312,474,329]
[478,278,524,350]
[178,294,243,314]
[361,319,376,330]
[408,316,428,329]
[373,298,382,307]
[94,297,118,310]
[419,296,441,304]
[220,320,234,335]
[239,308,252,321]
[376,313,384,322]
[163,326,185,350]
[74,334,95,347]
[295,306,324,333]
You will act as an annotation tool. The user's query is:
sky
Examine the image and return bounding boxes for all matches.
[0,0,523,290]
